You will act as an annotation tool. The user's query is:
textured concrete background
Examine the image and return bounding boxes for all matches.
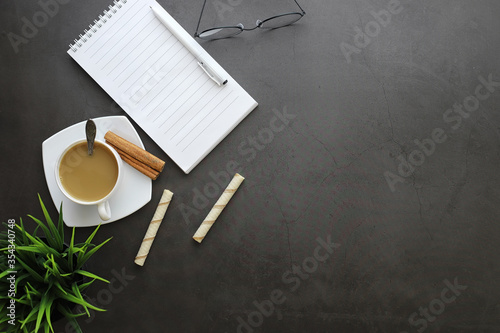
[1,0,500,332]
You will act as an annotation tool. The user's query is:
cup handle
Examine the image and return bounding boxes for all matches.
[97,201,111,221]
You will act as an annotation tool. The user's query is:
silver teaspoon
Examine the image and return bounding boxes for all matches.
[86,119,96,156]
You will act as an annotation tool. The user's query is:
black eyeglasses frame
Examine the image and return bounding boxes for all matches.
[194,0,305,40]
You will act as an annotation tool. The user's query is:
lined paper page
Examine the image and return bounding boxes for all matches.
[68,0,257,173]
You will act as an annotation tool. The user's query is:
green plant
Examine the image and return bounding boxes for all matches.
[0,195,112,333]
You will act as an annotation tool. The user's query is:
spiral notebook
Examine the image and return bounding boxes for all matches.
[67,0,258,174]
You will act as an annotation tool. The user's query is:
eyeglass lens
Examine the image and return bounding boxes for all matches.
[198,26,244,40]
[258,13,303,29]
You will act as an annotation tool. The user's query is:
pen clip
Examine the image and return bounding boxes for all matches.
[198,61,227,86]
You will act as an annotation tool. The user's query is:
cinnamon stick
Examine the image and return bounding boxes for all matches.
[104,131,165,172]
[108,142,160,180]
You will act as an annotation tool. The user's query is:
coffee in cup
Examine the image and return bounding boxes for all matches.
[55,139,122,221]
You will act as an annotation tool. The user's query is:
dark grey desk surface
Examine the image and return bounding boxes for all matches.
[1,0,500,332]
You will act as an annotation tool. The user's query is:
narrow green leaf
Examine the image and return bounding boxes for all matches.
[16,256,44,282]
[35,291,51,333]
[38,193,63,251]
[82,223,101,248]
[33,224,41,238]
[15,272,33,290]
[44,294,54,333]
[43,254,62,281]
[54,284,89,317]
[53,280,68,295]
[71,283,91,315]
[15,245,45,254]
[59,287,106,313]
[23,218,60,256]
[26,233,60,257]
[17,218,37,263]
[64,316,84,333]
[0,269,11,279]
[58,201,64,245]
[19,303,40,329]
[26,215,51,242]
[68,227,76,270]
[76,237,112,269]
[56,303,87,319]
[76,224,101,268]
[18,217,29,245]
[78,278,96,291]
[44,267,51,283]
[74,269,109,283]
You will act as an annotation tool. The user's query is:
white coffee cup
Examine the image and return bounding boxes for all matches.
[55,139,122,221]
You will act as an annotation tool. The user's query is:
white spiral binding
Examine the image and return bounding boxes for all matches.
[68,0,128,52]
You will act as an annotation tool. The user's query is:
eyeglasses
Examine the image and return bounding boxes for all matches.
[194,0,305,40]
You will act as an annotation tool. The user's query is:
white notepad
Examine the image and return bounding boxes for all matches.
[68,0,258,173]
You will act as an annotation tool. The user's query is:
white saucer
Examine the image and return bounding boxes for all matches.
[42,116,152,227]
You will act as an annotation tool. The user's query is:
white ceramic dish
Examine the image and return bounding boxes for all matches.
[42,116,152,227]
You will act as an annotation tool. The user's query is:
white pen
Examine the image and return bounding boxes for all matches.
[150,5,228,86]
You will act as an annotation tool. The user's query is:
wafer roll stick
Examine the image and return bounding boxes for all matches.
[193,173,244,243]
[135,190,173,266]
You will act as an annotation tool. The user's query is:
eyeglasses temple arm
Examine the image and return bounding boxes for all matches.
[194,0,209,37]
[293,0,306,14]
